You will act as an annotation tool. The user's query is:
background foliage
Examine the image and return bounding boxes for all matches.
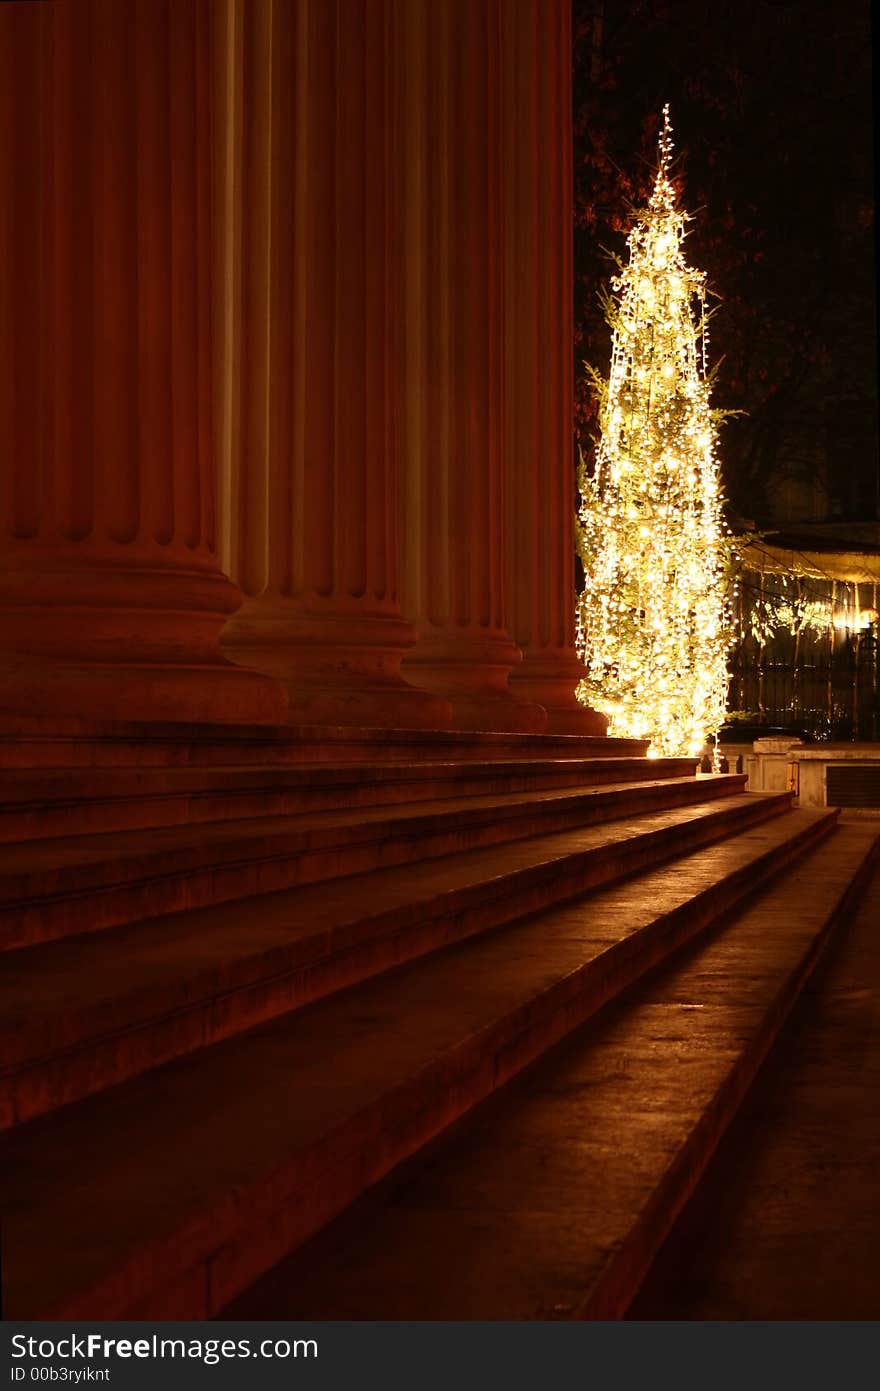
[572,0,877,527]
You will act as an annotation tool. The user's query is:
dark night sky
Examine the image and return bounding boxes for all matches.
[572,0,877,527]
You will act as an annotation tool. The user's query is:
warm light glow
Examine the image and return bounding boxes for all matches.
[834,607,877,632]
[575,105,734,761]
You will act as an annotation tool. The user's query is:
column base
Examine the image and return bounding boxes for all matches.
[441,692,547,734]
[221,603,453,731]
[0,560,287,724]
[402,632,547,734]
[507,650,610,736]
[0,655,286,726]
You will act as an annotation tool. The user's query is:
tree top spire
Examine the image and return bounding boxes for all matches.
[658,102,673,171]
[650,103,677,214]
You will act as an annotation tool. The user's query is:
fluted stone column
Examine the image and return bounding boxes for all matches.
[501,0,607,735]
[0,0,285,724]
[215,0,450,730]
[396,0,545,733]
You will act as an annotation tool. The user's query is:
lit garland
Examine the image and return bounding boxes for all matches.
[576,106,736,759]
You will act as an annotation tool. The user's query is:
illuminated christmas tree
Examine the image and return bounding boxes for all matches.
[575,105,734,759]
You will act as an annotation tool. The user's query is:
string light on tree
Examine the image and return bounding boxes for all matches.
[576,105,736,759]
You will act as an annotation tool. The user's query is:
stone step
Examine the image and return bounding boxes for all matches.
[0,717,647,770]
[0,804,831,1319]
[0,773,747,951]
[221,821,880,1322]
[0,755,697,842]
[629,843,880,1320]
[0,789,789,1128]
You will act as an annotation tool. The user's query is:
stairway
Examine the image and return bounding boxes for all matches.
[0,719,876,1319]
[628,853,880,1319]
